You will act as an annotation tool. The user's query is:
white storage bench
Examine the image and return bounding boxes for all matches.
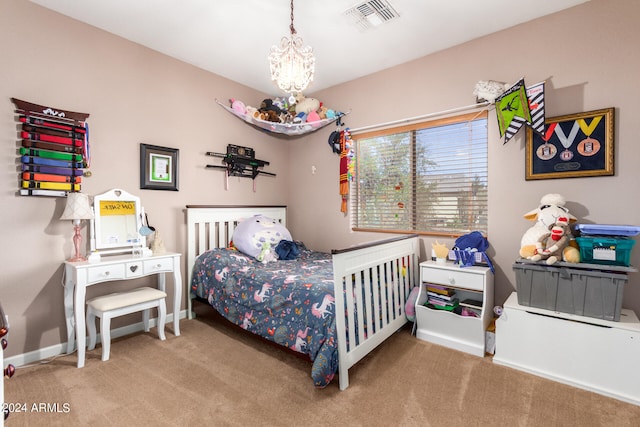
[86,287,167,362]
[494,292,640,405]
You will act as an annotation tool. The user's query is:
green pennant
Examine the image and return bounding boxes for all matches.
[496,79,532,137]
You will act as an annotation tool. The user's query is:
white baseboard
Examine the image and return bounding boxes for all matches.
[6,310,188,368]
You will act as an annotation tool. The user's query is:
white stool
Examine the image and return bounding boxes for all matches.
[86,287,167,362]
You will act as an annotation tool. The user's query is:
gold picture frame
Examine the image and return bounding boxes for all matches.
[525,107,614,180]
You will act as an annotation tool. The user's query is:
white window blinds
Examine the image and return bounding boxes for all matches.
[352,111,488,236]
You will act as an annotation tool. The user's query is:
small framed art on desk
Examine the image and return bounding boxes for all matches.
[525,107,614,180]
[140,143,179,191]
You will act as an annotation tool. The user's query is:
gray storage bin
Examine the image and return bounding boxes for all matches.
[513,262,628,321]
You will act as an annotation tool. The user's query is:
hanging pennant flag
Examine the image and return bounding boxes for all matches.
[495,78,532,144]
[526,81,545,135]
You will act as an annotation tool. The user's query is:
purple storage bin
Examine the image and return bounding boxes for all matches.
[575,224,640,237]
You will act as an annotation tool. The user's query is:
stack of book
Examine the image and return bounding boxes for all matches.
[425,284,459,311]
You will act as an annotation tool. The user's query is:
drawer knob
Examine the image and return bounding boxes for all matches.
[130,265,138,273]
[155,264,162,268]
[1,338,6,350]
[5,364,15,378]
[104,271,110,277]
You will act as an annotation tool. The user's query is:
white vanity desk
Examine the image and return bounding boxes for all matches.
[64,251,182,368]
[62,187,182,368]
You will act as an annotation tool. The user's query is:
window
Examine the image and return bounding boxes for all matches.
[351,111,488,237]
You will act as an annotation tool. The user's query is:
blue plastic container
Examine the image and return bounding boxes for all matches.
[576,224,640,237]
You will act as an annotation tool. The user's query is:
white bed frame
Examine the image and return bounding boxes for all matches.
[186,205,420,390]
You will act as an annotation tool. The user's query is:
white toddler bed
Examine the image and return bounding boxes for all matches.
[186,205,419,390]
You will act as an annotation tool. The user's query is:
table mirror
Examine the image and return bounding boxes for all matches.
[90,188,143,256]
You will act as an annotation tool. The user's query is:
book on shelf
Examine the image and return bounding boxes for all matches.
[427,290,456,301]
[460,299,483,309]
[426,284,455,296]
[427,296,459,309]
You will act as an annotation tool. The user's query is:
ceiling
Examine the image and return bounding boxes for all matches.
[29,0,589,95]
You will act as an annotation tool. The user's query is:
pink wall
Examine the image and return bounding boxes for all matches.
[2,0,639,359]
[289,0,640,314]
[0,0,284,357]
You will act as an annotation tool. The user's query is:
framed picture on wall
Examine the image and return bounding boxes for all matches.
[140,143,179,191]
[525,107,614,180]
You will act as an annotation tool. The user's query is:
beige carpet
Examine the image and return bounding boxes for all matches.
[5,302,640,426]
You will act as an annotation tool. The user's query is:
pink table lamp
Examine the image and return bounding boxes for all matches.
[60,192,94,262]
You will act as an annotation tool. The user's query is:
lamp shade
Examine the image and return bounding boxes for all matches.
[60,192,94,220]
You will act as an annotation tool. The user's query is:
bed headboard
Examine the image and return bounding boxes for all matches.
[185,205,287,315]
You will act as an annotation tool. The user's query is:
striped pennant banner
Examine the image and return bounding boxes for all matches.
[504,116,528,143]
[526,82,545,135]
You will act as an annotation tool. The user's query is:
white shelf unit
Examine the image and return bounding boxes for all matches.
[494,292,640,405]
[415,261,494,357]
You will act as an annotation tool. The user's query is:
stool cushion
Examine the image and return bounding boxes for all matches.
[88,287,167,312]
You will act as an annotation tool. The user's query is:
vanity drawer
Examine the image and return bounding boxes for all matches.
[125,261,144,278]
[143,257,173,274]
[87,264,125,283]
[421,266,484,291]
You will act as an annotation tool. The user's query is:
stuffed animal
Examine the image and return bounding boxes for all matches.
[473,80,510,103]
[529,217,571,265]
[259,98,285,114]
[260,110,280,122]
[295,96,320,115]
[232,215,292,260]
[256,242,277,264]
[306,110,321,122]
[150,230,166,255]
[272,97,289,111]
[318,105,328,119]
[230,98,247,115]
[257,99,286,122]
[245,106,258,122]
[519,193,580,263]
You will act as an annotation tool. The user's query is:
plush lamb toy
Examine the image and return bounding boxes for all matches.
[528,217,571,265]
[519,193,580,263]
[232,215,292,261]
[473,80,510,103]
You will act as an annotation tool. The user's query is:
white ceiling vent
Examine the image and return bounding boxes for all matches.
[344,0,400,31]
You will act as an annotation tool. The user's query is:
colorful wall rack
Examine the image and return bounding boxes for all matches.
[12,98,90,197]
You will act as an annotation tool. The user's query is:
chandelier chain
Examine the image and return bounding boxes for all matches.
[290,0,296,35]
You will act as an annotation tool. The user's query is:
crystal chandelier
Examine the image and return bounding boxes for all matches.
[268,0,315,95]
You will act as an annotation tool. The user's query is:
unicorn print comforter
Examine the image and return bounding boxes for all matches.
[190,244,339,387]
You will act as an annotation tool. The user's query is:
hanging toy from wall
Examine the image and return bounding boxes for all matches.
[327,116,344,155]
[339,127,355,213]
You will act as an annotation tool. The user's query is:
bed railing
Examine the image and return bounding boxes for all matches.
[332,234,420,390]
